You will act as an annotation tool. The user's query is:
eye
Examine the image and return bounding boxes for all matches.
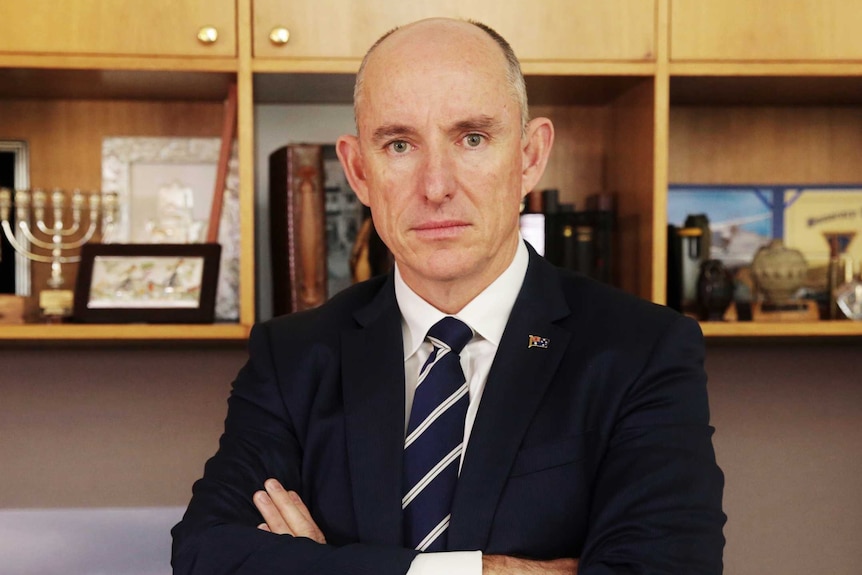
[388,140,411,154]
[463,134,485,148]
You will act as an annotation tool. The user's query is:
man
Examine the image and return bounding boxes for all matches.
[172,18,725,575]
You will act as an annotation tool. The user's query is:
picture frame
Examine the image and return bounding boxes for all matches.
[101,137,239,321]
[668,184,862,271]
[72,243,221,324]
[0,139,31,297]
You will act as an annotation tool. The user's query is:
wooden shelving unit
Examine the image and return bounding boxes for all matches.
[1,0,860,340]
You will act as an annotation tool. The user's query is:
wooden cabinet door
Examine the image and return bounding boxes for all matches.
[0,0,236,58]
[253,0,655,62]
[672,0,862,61]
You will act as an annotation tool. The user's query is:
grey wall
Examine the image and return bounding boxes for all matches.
[0,341,859,574]
[0,344,247,508]
[707,342,861,574]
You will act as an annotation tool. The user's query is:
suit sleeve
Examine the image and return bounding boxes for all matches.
[578,315,726,575]
[171,323,419,575]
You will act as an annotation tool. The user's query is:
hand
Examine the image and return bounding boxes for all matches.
[483,555,578,574]
[253,478,327,544]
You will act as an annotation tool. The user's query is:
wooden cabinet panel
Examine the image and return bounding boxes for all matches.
[0,0,236,58]
[671,0,862,61]
[253,0,655,62]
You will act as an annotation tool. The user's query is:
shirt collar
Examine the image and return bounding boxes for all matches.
[395,238,529,358]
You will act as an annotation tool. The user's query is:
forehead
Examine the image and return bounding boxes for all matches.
[357,22,515,128]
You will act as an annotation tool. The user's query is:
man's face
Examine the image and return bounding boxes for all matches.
[338,20,551,307]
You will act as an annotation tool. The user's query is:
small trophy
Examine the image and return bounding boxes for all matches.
[0,187,118,321]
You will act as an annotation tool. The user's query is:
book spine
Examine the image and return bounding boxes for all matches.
[269,145,328,315]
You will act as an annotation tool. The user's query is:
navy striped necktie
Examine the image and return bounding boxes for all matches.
[402,316,473,552]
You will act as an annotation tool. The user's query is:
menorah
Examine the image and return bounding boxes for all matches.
[0,187,118,319]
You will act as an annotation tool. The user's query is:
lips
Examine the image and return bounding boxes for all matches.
[412,220,470,238]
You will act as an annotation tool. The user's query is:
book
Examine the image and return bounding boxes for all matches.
[269,144,328,315]
[544,208,614,284]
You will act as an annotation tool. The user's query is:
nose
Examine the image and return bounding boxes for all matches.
[418,143,456,204]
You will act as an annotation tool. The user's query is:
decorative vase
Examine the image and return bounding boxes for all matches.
[751,239,808,305]
[696,259,734,321]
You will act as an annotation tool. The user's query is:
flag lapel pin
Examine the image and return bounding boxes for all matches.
[527,335,550,349]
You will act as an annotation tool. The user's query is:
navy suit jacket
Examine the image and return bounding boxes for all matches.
[172,247,725,574]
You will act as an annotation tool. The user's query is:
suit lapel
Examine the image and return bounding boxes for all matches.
[342,277,406,546]
[449,250,572,550]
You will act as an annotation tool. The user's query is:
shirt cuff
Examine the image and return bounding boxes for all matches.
[406,550,483,575]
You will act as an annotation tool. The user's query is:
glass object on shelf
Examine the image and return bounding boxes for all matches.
[836,278,862,321]
[823,231,857,320]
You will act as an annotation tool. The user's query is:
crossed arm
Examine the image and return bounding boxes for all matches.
[254,478,579,575]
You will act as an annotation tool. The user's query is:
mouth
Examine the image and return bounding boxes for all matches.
[412,220,470,239]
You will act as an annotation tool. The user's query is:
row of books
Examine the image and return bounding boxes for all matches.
[521,188,615,285]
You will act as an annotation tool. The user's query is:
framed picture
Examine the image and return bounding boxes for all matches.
[0,140,31,296]
[73,243,221,324]
[669,184,862,271]
[782,187,862,268]
[101,137,239,320]
[668,185,775,268]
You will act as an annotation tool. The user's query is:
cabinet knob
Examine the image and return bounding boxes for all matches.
[269,27,291,46]
[197,26,219,45]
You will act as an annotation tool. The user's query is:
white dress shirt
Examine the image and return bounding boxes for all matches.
[395,239,530,575]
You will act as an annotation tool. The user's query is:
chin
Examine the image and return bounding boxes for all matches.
[421,258,478,283]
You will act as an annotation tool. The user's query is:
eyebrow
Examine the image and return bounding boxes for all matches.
[370,115,506,145]
[371,124,418,145]
[448,115,505,135]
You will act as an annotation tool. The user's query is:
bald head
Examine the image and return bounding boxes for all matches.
[353,18,529,134]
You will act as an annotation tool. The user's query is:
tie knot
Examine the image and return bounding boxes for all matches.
[426,317,473,355]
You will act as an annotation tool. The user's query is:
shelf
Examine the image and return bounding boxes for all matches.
[0,54,238,74]
[0,67,236,102]
[670,74,862,107]
[252,69,655,107]
[0,323,250,342]
[700,320,862,338]
[670,61,862,77]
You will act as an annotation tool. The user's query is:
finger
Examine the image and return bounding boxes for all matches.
[257,522,272,532]
[264,479,326,544]
[285,489,327,544]
[286,488,316,526]
[253,490,293,535]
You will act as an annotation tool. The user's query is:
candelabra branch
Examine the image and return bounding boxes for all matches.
[20,220,97,251]
[1,221,83,264]
[36,220,82,237]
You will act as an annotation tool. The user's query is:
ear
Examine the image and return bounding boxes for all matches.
[520,117,555,198]
[336,135,371,206]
